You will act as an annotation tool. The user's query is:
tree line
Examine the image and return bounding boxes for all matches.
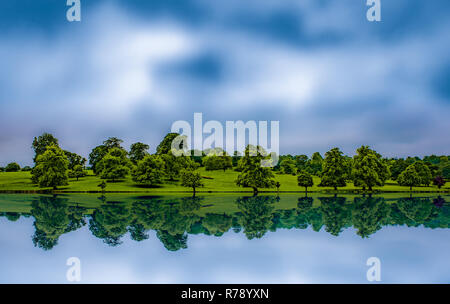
[0,132,448,193]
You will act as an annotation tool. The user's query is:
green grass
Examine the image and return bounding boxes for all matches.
[0,169,448,193]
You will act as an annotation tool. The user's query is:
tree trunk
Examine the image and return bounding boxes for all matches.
[410,185,412,191]
[305,187,308,194]
[253,187,258,196]
[334,186,337,191]
[193,186,196,196]
[368,186,372,191]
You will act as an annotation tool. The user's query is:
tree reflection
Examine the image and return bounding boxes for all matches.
[352,197,389,238]
[319,196,351,236]
[236,196,278,239]
[2,194,449,251]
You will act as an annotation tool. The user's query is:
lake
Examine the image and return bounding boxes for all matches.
[0,193,449,283]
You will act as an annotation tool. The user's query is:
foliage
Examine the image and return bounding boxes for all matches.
[89,137,125,174]
[203,154,233,171]
[433,176,445,189]
[31,144,69,189]
[235,145,276,194]
[64,150,87,170]
[68,164,87,181]
[352,146,390,191]
[297,170,314,192]
[96,148,132,182]
[397,165,421,191]
[180,169,204,194]
[280,158,297,175]
[131,155,165,186]
[32,133,59,163]
[5,162,21,172]
[318,148,348,190]
[129,142,150,164]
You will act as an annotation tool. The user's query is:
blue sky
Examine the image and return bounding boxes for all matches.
[0,0,449,165]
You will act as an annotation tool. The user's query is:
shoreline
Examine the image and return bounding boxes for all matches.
[0,189,448,194]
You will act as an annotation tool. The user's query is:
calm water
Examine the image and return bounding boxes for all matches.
[0,194,449,283]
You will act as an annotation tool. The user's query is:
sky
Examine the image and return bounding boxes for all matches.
[0,0,449,166]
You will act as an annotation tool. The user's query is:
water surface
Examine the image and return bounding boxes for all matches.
[0,194,448,283]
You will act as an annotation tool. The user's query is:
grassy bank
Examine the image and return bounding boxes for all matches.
[0,169,448,193]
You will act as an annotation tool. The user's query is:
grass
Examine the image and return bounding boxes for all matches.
[0,169,448,193]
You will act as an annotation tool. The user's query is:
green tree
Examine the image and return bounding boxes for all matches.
[352,146,390,191]
[280,158,297,175]
[307,152,323,175]
[64,150,87,170]
[318,148,348,190]
[89,137,126,174]
[129,142,150,164]
[5,162,21,172]
[180,169,204,195]
[32,133,59,163]
[68,164,87,181]
[131,155,165,186]
[389,158,409,180]
[203,154,232,171]
[156,133,185,155]
[397,165,421,191]
[294,155,308,171]
[412,161,432,186]
[97,148,132,182]
[235,145,276,195]
[31,145,69,189]
[297,170,314,193]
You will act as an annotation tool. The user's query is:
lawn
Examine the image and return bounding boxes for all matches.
[0,169,448,193]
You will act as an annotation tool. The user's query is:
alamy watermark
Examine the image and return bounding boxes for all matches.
[170,113,280,167]
[366,257,381,282]
[366,0,381,22]
[66,257,81,282]
[66,0,81,22]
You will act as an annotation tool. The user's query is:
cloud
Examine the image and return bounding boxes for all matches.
[0,1,449,165]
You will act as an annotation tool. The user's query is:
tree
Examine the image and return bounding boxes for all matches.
[297,170,314,193]
[318,148,348,190]
[97,148,132,182]
[389,158,409,180]
[68,164,87,181]
[31,145,69,189]
[397,165,421,191]
[22,166,32,171]
[275,181,281,193]
[280,158,297,175]
[433,176,445,189]
[131,155,165,186]
[89,137,126,174]
[32,133,59,163]
[156,133,184,155]
[5,162,21,172]
[442,163,450,179]
[203,154,233,171]
[64,150,87,170]
[129,142,150,164]
[352,146,390,191]
[180,170,204,195]
[412,161,432,186]
[235,145,276,195]
[98,181,107,192]
[295,155,309,171]
[308,152,323,175]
